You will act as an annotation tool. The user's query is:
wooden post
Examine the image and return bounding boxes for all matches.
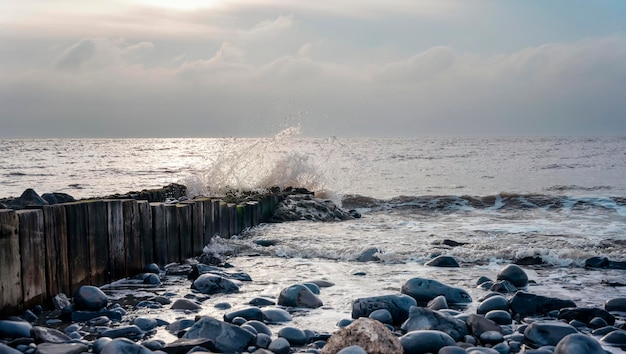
[0,210,22,317]
[201,199,215,246]
[218,201,229,237]
[243,202,253,229]
[228,203,237,237]
[43,205,69,297]
[106,200,125,281]
[65,202,91,293]
[151,203,167,266]
[17,209,46,309]
[250,201,261,226]
[138,201,153,267]
[236,205,245,234]
[123,200,142,277]
[177,203,192,260]
[185,200,204,256]
[164,204,180,263]
[86,200,109,286]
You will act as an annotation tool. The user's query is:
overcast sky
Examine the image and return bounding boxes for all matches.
[1,1,626,137]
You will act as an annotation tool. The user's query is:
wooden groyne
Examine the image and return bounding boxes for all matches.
[0,195,279,317]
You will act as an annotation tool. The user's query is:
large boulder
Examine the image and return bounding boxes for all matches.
[554,333,606,354]
[509,291,576,317]
[401,278,472,304]
[558,307,615,326]
[524,321,578,347]
[496,264,528,288]
[400,330,456,354]
[191,274,240,294]
[320,318,403,354]
[606,297,626,313]
[351,294,417,325]
[7,189,49,209]
[0,320,32,339]
[400,306,468,341]
[182,316,254,353]
[278,284,323,308]
[74,285,108,311]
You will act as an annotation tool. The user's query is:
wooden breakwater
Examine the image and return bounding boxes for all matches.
[0,195,279,317]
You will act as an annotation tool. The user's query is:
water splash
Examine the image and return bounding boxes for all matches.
[184,126,342,199]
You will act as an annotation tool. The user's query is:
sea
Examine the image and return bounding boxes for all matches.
[2,131,626,348]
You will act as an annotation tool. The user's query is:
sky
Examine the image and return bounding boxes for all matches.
[1,0,626,137]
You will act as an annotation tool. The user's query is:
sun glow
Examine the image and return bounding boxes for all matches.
[134,0,222,10]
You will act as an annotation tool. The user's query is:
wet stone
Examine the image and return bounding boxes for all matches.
[477,295,509,314]
[262,308,292,323]
[224,307,264,322]
[554,333,606,354]
[35,342,89,354]
[400,330,456,354]
[524,321,578,347]
[31,327,71,344]
[278,284,323,308]
[496,264,528,288]
[0,320,33,339]
[74,285,108,311]
[171,299,202,311]
[268,337,291,354]
[368,309,393,324]
[278,326,308,345]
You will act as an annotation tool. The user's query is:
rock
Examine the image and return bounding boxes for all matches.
[31,327,70,343]
[74,285,108,311]
[34,343,89,354]
[336,345,367,354]
[401,278,472,304]
[101,338,152,354]
[0,320,32,338]
[249,297,275,307]
[278,284,323,308]
[52,293,71,310]
[439,346,469,354]
[320,318,403,354]
[244,320,272,336]
[399,330,456,354]
[400,306,468,341]
[145,263,161,274]
[224,307,264,323]
[425,255,460,267]
[466,314,502,337]
[557,307,615,326]
[255,333,272,349]
[191,274,240,294]
[477,295,509,314]
[509,291,576,316]
[71,310,122,322]
[497,264,528,288]
[162,337,216,354]
[303,282,321,294]
[7,189,49,209]
[171,299,202,311]
[278,326,308,345]
[480,330,504,345]
[524,321,578,347]
[166,319,196,335]
[183,316,254,353]
[262,308,292,323]
[307,279,335,288]
[600,329,626,347]
[490,280,518,294]
[41,192,75,205]
[357,248,380,262]
[268,337,291,354]
[142,273,161,285]
[368,309,393,324]
[554,333,605,354]
[100,325,145,340]
[427,295,449,310]
[485,310,512,325]
[0,343,21,354]
[515,256,544,265]
[351,294,417,325]
[585,256,626,270]
[271,194,354,222]
[605,298,626,313]
[134,318,158,332]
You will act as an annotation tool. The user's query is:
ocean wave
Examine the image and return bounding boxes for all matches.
[341,193,626,213]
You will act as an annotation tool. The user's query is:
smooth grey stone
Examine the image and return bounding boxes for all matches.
[71,310,122,322]
[262,308,292,323]
[592,325,619,336]
[588,317,608,329]
[400,330,456,354]
[485,310,512,325]
[99,325,144,340]
[557,307,615,326]
[337,345,367,354]
[425,255,460,267]
[74,285,108,311]
[368,309,393,324]
[153,296,172,305]
[278,326,307,345]
[171,299,201,311]
[165,319,195,334]
[7,189,49,209]
[466,314,502,337]
[357,248,380,262]
[351,294,417,325]
[162,337,215,354]
[490,280,517,294]
[224,307,263,322]
[32,327,70,344]
[145,263,161,274]
[466,347,500,353]
[600,329,626,347]
[554,333,605,354]
[401,278,472,304]
[142,273,161,285]
[480,330,504,345]
[477,276,492,286]
[231,317,246,326]
[492,342,511,354]
[142,339,165,351]
[439,346,469,354]
[191,274,239,294]
[337,318,354,328]
[63,324,80,334]
[240,324,258,335]
[183,316,254,354]
[34,343,88,354]
[605,297,626,313]
[306,280,335,288]
[268,337,290,354]
[88,316,112,326]
[278,284,323,308]
[213,302,231,310]
[496,264,528,288]
[427,295,449,310]
[101,338,152,354]
[0,343,22,354]
[477,295,509,314]
[302,282,321,295]
[524,321,578,347]
[134,318,158,331]
[67,331,82,340]
[244,320,272,336]
[248,297,275,307]
[255,332,272,349]
[135,301,163,309]
[23,310,38,323]
[0,320,32,338]
[93,337,112,354]
[401,306,468,341]
[509,291,576,316]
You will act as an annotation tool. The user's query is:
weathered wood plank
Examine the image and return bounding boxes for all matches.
[236,205,245,235]
[65,202,90,293]
[151,203,167,266]
[164,204,180,263]
[43,205,69,297]
[17,209,46,309]
[186,200,204,256]
[86,200,109,286]
[0,210,23,316]
[138,201,153,267]
[250,201,261,227]
[106,200,125,280]
[218,201,229,238]
[228,203,237,237]
[177,203,192,260]
[123,200,142,277]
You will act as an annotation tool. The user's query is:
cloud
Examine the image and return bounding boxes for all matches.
[245,14,294,37]
[55,37,155,71]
